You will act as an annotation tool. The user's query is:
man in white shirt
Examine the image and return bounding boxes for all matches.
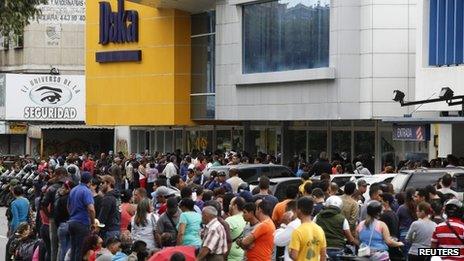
[438,173,459,199]
[162,155,178,180]
[226,168,245,194]
[274,200,300,261]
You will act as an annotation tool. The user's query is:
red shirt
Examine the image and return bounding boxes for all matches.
[158,203,167,215]
[431,218,464,260]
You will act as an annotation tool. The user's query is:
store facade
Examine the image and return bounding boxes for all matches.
[86,0,433,172]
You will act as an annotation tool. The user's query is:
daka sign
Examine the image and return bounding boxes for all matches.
[99,0,138,45]
[96,0,142,63]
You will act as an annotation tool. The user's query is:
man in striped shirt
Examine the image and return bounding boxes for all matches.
[197,206,228,261]
[431,199,464,260]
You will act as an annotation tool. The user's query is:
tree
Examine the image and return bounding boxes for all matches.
[0,0,48,36]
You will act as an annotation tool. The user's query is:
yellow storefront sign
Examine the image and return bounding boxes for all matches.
[86,0,192,126]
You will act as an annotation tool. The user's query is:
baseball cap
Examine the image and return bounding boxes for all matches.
[325,196,343,209]
[355,162,362,168]
[445,198,463,208]
[80,171,92,184]
[94,219,105,228]
[156,186,171,197]
[218,171,227,176]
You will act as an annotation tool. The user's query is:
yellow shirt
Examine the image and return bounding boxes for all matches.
[289,222,327,261]
[299,180,312,195]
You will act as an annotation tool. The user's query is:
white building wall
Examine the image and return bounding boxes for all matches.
[215,0,417,121]
[416,0,464,112]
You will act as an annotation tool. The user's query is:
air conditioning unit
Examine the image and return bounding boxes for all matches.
[13,33,23,49]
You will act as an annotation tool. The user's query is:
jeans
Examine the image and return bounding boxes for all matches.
[40,224,51,260]
[57,222,70,261]
[49,218,58,261]
[326,248,344,261]
[68,221,90,261]
[101,230,120,241]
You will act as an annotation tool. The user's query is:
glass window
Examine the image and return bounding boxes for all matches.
[156,131,165,153]
[308,131,327,163]
[232,129,243,151]
[138,131,146,153]
[288,130,307,159]
[354,131,375,173]
[191,95,215,119]
[150,131,156,153]
[191,35,215,94]
[130,130,138,153]
[175,130,183,152]
[165,131,173,153]
[10,135,25,155]
[0,135,8,154]
[191,11,215,35]
[381,130,429,170]
[243,0,330,74]
[187,130,213,154]
[332,131,351,163]
[216,130,231,151]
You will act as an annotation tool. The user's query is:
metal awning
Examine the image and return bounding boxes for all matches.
[128,0,215,13]
[381,117,464,124]
[33,125,114,130]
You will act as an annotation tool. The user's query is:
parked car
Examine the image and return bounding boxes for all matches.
[391,168,464,200]
[330,174,366,188]
[249,177,302,201]
[204,164,294,184]
[353,174,397,202]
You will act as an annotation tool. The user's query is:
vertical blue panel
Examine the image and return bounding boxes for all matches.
[430,0,438,65]
[455,0,463,64]
[437,0,447,65]
[445,0,455,65]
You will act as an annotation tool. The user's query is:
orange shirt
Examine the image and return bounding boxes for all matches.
[247,218,276,261]
[272,199,291,225]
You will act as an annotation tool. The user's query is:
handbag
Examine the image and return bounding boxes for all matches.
[358,221,376,257]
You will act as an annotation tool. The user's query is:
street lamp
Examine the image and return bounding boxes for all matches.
[393,90,406,104]
[439,87,454,100]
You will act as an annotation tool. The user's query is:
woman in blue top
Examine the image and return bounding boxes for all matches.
[357,201,403,261]
[176,198,202,248]
[10,186,30,233]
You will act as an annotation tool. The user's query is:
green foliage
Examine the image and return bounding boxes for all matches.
[0,0,48,36]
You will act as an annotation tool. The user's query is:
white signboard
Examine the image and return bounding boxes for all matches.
[36,0,86,24]
[5,74,85,122]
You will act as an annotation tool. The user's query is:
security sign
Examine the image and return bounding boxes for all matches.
[4,74,85,121]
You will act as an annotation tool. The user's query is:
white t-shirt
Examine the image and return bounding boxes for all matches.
[131,213,158,251]
[274,218,301,261]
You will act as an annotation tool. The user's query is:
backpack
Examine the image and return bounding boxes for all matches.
[15,239,40,261]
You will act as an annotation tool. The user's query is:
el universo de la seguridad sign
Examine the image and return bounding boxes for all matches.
[4,74,85,121]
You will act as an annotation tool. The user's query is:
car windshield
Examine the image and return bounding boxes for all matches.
[391,173,410,193]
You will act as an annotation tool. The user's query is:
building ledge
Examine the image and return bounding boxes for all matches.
[128,0,215,13]
[236,67,336,86]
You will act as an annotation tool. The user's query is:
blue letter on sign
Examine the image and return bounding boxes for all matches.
[99,0,139,45]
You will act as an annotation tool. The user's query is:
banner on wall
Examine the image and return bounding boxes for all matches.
[36,0,86,24]
[4,74,85,122]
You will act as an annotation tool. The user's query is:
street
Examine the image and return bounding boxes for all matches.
[0,208,8,259]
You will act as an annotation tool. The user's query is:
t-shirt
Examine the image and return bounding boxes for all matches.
[406,219,437,255]
[289,222,327,261]
[178,211,202,247]
[247,218,276,261]
[68,184,94,225]
[431,218,464,260]
[380,209,399,239]
[272,199,291,225]
[225,213,246,261]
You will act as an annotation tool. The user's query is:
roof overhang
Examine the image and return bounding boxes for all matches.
[128,0,215,13]
[381,117,464,124]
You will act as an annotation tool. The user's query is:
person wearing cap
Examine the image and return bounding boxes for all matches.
[226,168,244,194]
[156,197,181,247]
[354,161,372,175]
[207,171,232,193]
[431,199,464,260]
[68,171,96,261]
[155,186,172,215]
[98,175,121,240]
[314,196,358,260]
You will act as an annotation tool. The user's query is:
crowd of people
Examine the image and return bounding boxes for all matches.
[3,150,464,261]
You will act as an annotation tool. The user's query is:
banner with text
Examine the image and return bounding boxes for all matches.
[393,124,431,142]
[36,0,86,24]
[4,74,85,122]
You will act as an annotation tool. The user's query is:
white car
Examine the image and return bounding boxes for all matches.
[356,174,397,201]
